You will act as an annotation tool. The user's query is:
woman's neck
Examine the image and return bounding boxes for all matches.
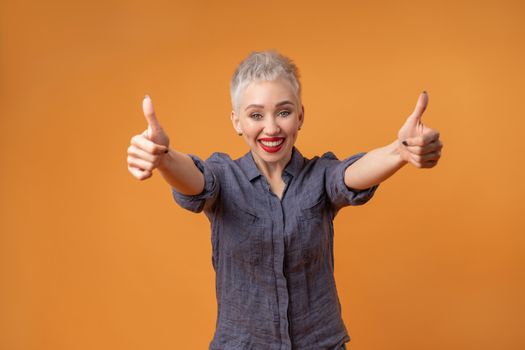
[251,150,292,182]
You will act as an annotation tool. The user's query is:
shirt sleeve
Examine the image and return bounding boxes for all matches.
[171,153,221,214]
[324,151,379,214]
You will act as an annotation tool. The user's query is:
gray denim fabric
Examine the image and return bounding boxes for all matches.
[172,147,378,350]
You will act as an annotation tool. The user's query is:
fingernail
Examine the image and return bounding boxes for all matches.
[402,140,408,146]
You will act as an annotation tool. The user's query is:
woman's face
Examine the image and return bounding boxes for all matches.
[231,78,304,167]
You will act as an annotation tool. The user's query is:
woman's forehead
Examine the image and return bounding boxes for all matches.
[240,79,299,108]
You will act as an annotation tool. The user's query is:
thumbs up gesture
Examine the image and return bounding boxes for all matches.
[127,95,171,180]
[397,91,443,168]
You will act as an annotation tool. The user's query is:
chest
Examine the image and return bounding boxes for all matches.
[215,176,333,270]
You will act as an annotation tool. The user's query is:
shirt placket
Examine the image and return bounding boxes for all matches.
[260,174,293,350]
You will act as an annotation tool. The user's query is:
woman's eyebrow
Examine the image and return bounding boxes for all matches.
[244,100,294,111]
[275,100,294,107]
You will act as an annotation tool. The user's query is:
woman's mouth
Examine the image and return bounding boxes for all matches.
[258,137,285,153]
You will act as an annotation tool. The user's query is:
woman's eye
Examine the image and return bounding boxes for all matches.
[278,110,291,117]
[250,113,263,120]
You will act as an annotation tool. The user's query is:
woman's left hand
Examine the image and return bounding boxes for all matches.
[397,91,443,168]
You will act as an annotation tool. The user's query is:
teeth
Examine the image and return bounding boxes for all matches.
[260,139,284,147]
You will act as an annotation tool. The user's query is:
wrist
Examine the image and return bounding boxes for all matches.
[390,139,409,167]
[157,148,172,172]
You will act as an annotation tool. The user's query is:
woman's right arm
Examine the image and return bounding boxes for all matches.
[127,95,205,195]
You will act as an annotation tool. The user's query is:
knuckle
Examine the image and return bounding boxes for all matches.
[141,171,152,180]
[129,166,142,180]
[146,144,155,154]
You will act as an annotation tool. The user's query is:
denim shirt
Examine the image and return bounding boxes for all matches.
[172,146,379,350]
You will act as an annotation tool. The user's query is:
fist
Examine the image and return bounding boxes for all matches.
[397,91,443,168]
[127,95,171,180]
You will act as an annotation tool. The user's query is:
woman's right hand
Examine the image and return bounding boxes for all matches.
[127,95,170,180]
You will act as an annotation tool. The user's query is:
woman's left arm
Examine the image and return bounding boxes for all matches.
[344,91,443,190]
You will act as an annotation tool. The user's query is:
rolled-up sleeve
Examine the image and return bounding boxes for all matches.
[324,151,379,213]
[171,154,221,214]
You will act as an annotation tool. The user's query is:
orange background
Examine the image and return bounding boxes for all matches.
[1,0,524,349]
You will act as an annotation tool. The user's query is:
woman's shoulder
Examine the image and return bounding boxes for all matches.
[304,150,341,164]
[319,150,339,160]
[317,150,367,161]
[206,150,251,168]
[205,151,233,163]
[304,149,367,169]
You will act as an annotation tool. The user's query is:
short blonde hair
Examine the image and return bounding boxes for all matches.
[230,50,302,113]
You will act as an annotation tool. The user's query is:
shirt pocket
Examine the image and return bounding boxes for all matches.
[221,201,264,266]
[298,195,330,266]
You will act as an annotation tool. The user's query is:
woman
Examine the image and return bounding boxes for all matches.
[126,51,443,349]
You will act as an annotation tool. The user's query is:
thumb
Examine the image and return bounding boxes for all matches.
[405,91,428,126]
[142,95,163,133]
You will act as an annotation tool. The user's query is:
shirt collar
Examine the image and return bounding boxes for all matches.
[239,146,305,182]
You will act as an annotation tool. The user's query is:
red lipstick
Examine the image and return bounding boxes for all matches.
[258,137,285,153]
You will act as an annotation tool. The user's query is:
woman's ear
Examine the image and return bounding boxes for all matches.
[231,110,242,134]
[299,105,305,130]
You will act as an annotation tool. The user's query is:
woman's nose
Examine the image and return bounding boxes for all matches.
[264,117,281,135]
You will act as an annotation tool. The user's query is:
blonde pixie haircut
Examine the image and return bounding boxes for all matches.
[230,50,302,114]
